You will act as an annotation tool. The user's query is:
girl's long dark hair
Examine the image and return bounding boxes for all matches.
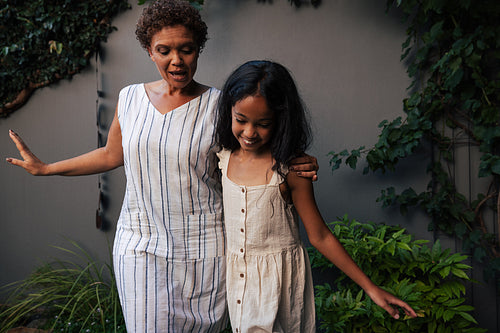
[216,60,311,171]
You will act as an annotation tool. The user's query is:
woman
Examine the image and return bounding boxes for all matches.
[6,1,317,331]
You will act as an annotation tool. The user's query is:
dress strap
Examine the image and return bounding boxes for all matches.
[216,148,231,176]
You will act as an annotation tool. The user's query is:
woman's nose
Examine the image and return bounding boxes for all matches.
[171,51,183,65]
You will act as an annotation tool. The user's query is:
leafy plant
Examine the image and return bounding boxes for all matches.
[256,0,321,8]
[309,215,486,332]
[137,0,205,10]
[0,240,125,333]
[0,0,130,117]
[328,0,500,286]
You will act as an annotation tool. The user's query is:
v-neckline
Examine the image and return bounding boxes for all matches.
[142,83,210,116]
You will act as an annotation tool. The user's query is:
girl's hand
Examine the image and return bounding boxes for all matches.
[6,130,48,176]
[289,154,319,181]
[367,287,417,319]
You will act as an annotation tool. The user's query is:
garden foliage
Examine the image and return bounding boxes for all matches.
[328,0,500,286]
[0,0,130,117]
[308,215,486,332]
[0,241,125,333]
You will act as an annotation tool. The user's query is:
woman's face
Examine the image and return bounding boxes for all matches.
[148,25,200,91]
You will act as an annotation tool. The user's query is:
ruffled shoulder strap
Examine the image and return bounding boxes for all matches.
[272,163,290,185]
[216,148,231,175]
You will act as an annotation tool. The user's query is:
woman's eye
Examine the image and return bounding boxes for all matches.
[235,118,245,124]
[181,47,194,54]
[259,123,272,128]
[158,48,170,55]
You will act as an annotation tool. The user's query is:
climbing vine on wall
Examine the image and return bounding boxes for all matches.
[0,0,130,118]
[0,0,322,118]
[330,0,500,285]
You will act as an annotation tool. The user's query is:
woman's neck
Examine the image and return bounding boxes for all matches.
[144,80,208,114]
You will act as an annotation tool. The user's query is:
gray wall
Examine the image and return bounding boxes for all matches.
[0,0,497,330]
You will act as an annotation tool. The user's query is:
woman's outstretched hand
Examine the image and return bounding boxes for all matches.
[6,130,48,176]
[367,287,417,320]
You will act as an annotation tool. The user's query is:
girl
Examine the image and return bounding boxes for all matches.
[215,60,417,332]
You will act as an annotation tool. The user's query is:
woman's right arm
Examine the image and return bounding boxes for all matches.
[6,107,124,176]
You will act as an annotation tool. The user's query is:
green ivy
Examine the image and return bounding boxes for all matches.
[309,215,486,332]
[137,0,205,10]
[329,0,500,287]
[0,0,130,117]
[257,0,321,8]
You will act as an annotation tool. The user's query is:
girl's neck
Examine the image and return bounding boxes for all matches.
[228,148,274,186]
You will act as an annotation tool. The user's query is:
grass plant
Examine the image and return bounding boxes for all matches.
[0,240,125,333]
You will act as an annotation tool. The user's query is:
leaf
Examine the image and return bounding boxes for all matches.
[443,309,455,322]
[457,312,478,324]
[451,267,469,280]
[430,21,444,39]
[439,266,451,278]
[473,247,487,263]
[396,242,412,251]
[491,158,500,175]
[346,155,358,169]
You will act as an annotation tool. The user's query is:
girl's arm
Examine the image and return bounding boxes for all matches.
[287,172,417,319]
[6,107,124,176]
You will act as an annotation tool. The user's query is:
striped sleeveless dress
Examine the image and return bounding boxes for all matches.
[113,84,228,332]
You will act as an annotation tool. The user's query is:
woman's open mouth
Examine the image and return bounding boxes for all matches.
[169,70,188,81]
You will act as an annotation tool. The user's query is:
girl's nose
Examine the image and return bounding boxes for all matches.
[244,126,257,138]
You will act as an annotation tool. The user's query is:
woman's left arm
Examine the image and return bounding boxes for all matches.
[287,173,417,319]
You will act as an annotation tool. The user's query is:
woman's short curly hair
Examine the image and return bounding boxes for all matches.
[136,0,208,52]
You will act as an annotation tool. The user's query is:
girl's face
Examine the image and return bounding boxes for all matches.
[231,94,274,154]
[148,25,199,91]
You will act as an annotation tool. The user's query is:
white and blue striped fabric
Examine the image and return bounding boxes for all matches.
[113,84,228,332]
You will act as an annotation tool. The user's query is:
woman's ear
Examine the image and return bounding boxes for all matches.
[147,48,154,61]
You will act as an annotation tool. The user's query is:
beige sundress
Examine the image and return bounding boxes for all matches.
[217,149,315,333]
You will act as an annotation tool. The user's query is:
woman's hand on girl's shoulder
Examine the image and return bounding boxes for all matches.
[289,153,319,181]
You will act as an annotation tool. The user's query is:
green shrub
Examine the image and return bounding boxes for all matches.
[308,215,486,333]
[0,240,125,333]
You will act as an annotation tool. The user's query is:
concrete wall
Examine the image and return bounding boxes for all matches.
[0,0,497,330]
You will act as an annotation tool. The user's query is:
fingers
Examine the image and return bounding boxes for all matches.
[385,298,417,320]
[380,302,400,319]
[9,129,27,151]
[397,301,417,318]
[8,129,36,159]
[5,157,23,167]
[290,156,312,165]
[290,163,312,171]
[371,289,417,320]
[387,294,417,317]
[9,130,33,161]
[6,130,46,175]
[293,170,318,181]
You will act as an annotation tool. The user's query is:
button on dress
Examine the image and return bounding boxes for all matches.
[217,149,315,333]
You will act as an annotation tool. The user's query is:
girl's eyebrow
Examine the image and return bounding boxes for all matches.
[233,111,248,118]
[233,111,273,122]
